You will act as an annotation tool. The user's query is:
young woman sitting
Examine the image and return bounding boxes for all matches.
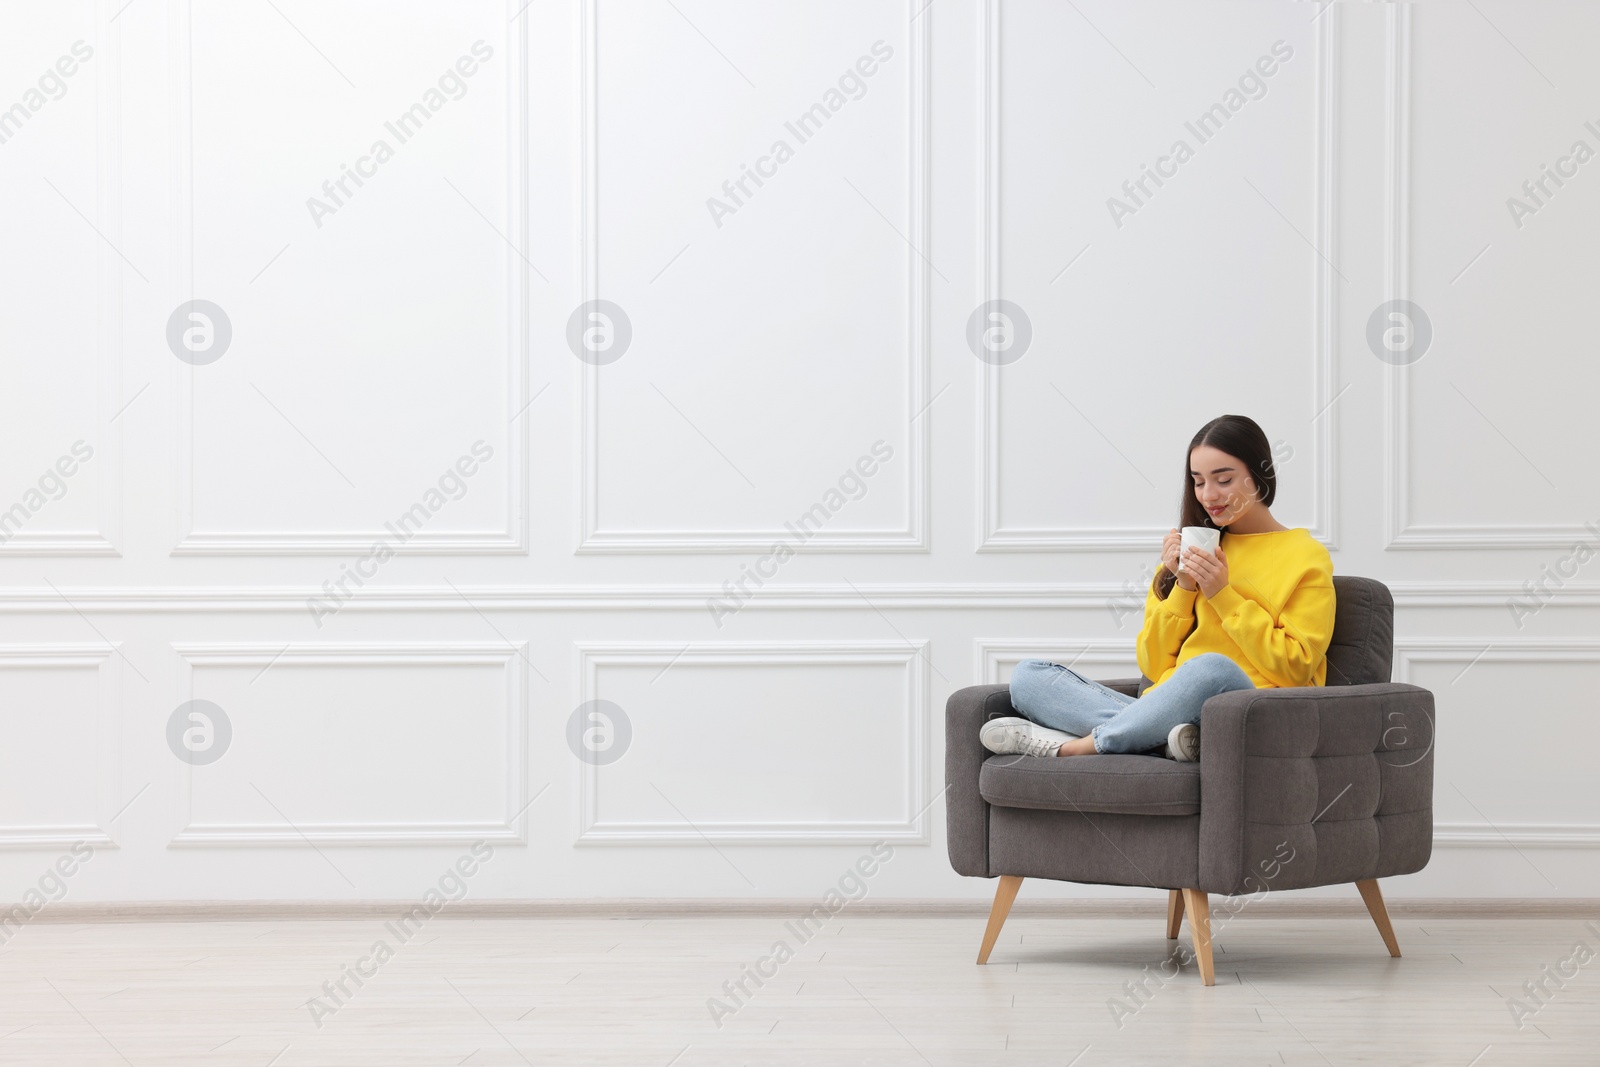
[980,414,1336,762]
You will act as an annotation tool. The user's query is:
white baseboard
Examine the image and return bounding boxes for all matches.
[11,897,1598,923]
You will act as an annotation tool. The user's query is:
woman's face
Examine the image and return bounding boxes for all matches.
[1189,444,1259,527]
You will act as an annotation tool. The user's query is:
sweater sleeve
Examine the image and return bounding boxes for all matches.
[1203,559,1336,688]
[1136,567,1198,683]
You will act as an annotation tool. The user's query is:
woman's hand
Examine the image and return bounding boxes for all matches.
[1183,542,1230,599]
[1162,528,1197,591]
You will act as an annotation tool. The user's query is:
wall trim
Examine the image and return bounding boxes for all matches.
[12,897,1600,922]
[574,640,930,844]
[2,2,122,557]
[1397,637,1600,848]
[977,2,1337,551]
[167,0,530,556]
[576,0,931,553]
[0,645,119,848]
[1381,6,1588,550]
[975,639,1138,686]
[1434,824,1600,849]
[0,580,1592,612]
[168,642,529,846]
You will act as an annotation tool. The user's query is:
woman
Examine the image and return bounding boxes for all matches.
[981,414,1336,761]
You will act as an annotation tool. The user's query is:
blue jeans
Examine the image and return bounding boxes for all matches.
[1008,652,1256,754]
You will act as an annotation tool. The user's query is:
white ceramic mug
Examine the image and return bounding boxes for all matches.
[1177,525,1221,573]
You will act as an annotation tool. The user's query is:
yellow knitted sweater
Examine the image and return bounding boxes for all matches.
[1137,527,1336,692]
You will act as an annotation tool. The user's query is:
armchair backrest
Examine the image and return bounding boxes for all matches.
[1323,575,1394,686]
[1134,575,1395,694]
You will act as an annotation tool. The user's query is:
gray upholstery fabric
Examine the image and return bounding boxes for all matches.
[1196,681,1435,895]
[1323,576,1394,687]
[942,574,1435,896]
[944,684,1011,877]
[989,808,1199,890]
[980,754,1200,815]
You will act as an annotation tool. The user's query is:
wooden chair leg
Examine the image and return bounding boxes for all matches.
[1179,888,1214,985]
[1356,878,1402,957]
[1165,889,1185,940]
[976,876,1023,964]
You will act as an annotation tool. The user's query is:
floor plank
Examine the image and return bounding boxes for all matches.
[0,914,1594,1064]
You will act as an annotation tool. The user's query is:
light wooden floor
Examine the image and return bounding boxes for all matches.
[0,912,1596,1065]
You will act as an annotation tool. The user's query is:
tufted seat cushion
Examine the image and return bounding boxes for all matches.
[979,754,1201,816]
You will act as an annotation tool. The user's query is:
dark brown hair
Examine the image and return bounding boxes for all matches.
[1153,415,1278,598]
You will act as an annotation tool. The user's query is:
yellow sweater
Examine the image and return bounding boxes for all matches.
[1137,527,1336,692]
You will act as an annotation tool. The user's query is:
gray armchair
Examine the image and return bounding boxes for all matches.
[945,576,1434,984]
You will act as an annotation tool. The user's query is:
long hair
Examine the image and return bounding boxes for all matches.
[1153,415,1278,598]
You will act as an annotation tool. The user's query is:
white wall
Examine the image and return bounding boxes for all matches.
[2,0,1598,903]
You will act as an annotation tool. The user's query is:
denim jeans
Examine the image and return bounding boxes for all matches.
[1008,652,1256,754]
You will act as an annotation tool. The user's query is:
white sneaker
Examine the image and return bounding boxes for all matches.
[980,717,1078,758]
[1165,723,1200,762]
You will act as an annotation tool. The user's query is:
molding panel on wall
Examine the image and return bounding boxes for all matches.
[977,0,1337,552]
[0,3,122,557]
[168,0,530,555]
[576,0,930,553]
[575,641,929,844]
[169,642,529,846]
[1382,4,1595,550]
[976,639,1139,686]
[1397,638,1600,848]
[0,645,118,848]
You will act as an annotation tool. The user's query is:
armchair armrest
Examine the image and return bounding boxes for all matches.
[1197,682,1435,895]
[944,684,1013,877]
